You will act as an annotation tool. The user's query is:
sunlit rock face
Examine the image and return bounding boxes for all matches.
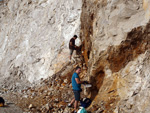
[1,0,150,112]
[0,0,82,84]
[80,0,150,112]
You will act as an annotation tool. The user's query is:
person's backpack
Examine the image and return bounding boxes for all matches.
[80,98,91,108]
[0,97,5,107]
[77,107,87,113]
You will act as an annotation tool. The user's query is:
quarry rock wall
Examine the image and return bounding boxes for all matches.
[0,0,150,112]
[80,0,150,112]
[0,0,82,84]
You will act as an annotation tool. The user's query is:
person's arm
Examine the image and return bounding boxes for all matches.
[75,78,84,84]
[74,45,77,48]
[70,41,76,48]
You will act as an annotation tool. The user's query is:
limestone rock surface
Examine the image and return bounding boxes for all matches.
[80,0,150,112]
[0,0,150,113]
[0,0,82,85]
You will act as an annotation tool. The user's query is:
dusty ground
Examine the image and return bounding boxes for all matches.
[0,59,91,113]
[0,103,23,113]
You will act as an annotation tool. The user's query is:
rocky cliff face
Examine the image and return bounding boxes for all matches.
[0,0,150,113]
[80,0,150,112]
[0,0,81,85]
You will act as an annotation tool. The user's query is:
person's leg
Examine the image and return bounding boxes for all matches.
[74,100,78,111]
[70,98,75,105]
[68,97,75,107]
[69,49,73,60]
[69,49,74,60]
[73,91,80,112]
[75,46,78,55]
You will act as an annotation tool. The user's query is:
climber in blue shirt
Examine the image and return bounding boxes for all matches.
[68,66,88,113]
[72,72,82,91]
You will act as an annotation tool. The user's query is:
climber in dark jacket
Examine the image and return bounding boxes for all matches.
[69,35,78,60]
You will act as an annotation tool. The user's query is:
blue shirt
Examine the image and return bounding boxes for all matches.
[72,72,81,91]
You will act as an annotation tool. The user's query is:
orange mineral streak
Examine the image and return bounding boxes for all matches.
[88,72,120,112]
[81,41,89,66]
[87,23,150,111]
[108,25,150,73]
[143,0,148,10]
[104,74,120,112]
[80,0,150,112]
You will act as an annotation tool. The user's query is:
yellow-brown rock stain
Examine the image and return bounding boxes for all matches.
[89,73,121,112]
[108,24,150,73]
[143,0,149,10]
[80,0,150,111]
[86,22,150,112]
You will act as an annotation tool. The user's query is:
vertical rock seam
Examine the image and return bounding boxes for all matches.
[80,0,150,112]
